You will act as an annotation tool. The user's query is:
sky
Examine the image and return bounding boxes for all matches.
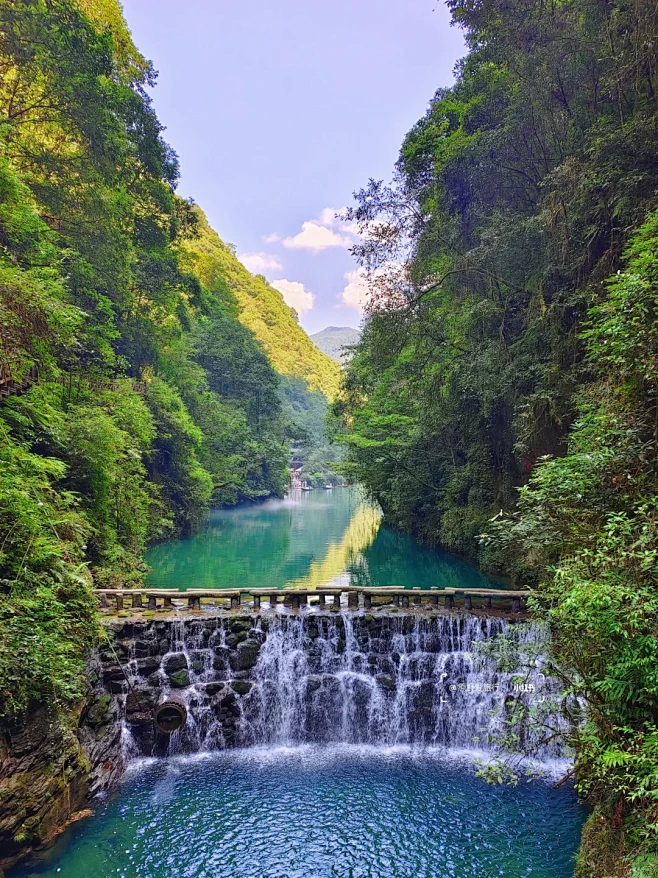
[120,0,466,334]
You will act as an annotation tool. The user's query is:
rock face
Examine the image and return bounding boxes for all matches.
[0,657,123,871]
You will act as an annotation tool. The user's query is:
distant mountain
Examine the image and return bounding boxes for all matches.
[311,326,361,363]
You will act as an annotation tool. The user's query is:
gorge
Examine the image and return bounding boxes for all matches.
[2,0,658,874]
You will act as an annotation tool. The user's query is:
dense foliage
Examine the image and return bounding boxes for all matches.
[180,208,343,488]
[0,0,335,717]
[184,210,341,402]
[280,375,344,486]
[336,0,658,871]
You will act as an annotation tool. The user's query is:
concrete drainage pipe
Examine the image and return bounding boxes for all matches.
[154,696,188,734]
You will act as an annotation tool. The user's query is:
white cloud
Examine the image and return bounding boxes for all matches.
[238,251,284,274]
[271,278,315,315]
[262,232,281,244]
[282,207,358,252]
[318,206,346,227]
[338,268,370,312]
[337,262,407,313]
[283,220,352,252]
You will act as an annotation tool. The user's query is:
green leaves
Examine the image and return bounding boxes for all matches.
[338,0,658,863]
[0,421,97,716]
[0,0,309,723]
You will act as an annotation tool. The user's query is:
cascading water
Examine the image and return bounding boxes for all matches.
[115,611,568,761]
[239,614,561,753]
[28,610,584,878]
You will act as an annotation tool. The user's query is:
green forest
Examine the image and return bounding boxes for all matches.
[0,0,338,719]
[334,0,658,873]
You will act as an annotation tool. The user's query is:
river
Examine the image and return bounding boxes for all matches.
[11,748,586,878]
[144,487,503,591]
[9,489,588,878]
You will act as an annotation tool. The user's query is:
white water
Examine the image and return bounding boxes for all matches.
[120,612,571,764]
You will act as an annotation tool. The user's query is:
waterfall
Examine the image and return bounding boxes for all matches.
[112,611,568,761]
[237,614,560,753]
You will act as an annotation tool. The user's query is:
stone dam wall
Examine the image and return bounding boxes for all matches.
[106,611,559,757]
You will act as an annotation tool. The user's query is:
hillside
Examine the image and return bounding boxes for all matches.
[311,326,360,363]
[183,210,341,402]
[337,0,658,871]
[71,1,341,405]
[0,0,300,728]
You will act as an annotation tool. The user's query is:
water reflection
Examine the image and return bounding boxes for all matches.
[287,499,381,589]
[145,487,502,591]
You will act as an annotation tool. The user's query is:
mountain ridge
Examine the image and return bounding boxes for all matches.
[311,326,361,363]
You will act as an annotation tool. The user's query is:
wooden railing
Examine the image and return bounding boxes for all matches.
[94,585,530,614]
[0,363,37,399]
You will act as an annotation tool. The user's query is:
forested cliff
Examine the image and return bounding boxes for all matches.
[0,0,337,719]
[335,0,658,872]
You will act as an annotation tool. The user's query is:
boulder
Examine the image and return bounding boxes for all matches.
[162,653,188,673]
[229,639,261,672]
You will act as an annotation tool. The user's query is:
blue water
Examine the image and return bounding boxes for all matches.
[145,487,502,591]
[11,747,586,878]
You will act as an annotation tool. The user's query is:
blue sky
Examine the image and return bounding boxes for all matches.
[121,0,465,333]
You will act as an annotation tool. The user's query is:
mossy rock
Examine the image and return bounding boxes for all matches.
[574,809,626,878]
[229,639,261,672]
[86,694,111,726]
[230,680,252,696]
[376,674,396,691]
[168,669,190,688]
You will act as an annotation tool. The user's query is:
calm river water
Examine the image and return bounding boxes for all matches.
[144,487,502,591]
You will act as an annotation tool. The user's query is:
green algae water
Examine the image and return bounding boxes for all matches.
[144,487,501,591]
[11,747,587,878]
